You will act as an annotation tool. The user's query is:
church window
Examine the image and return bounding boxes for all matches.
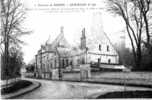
[107,45,109,52]
[70,61,73,65]
[99,44,101,51]
[62,59,64,68]
[98,58,101,64]
[108,59,111,64]
[50,63,52,68]
[66,59,69,66]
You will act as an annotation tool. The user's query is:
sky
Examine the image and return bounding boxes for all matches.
[21,0,127,64]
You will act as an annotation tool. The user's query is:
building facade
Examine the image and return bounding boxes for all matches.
[35,26,119,78]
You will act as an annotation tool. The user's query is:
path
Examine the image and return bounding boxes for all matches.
[15,78,151,99]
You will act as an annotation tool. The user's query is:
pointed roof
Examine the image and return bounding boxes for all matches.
[87,30,118,55]
[81,28,86,38]
[87,12,119,55]
[47,26,71,51]
[103,31,119,55]
[46,35,51,45]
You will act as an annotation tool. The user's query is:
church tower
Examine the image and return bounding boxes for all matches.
[80,28,86,50]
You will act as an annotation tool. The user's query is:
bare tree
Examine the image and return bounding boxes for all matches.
[106,0,151,69]
[133,0,152,52]
[1,0,30,80]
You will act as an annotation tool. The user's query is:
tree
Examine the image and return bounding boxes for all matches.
[26,64,35,72]
[135,0,152,53]
[1,0,31,80]
[9,47,23,77]
[106,0,152,70]
[115,44,135,68]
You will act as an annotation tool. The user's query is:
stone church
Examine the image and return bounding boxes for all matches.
[35,24,119,78]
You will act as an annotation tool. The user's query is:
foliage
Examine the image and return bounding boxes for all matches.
[122,49,135,67]
[1,80,32,95]
[1,0,31,48]
[140,42,152,70]
[26,64,35,72]
[106,0,152,70]
[0,0,31,80]
[1,48,23,80]
[115,42,152,70]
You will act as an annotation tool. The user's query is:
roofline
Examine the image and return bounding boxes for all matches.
[103,31,119,56]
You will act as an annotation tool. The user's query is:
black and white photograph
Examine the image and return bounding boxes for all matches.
[0,0,152,99]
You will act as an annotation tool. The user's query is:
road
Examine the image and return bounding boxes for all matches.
[15,78,151,99]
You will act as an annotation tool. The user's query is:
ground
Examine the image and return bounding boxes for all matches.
[15,78,151,99]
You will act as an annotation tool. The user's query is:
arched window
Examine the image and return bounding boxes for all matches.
[66,59,69,66]
[70,60,73,65]
[99,44,101,51]
[107,45,109,52]
[108,59,111,64]
[62,59,64,68]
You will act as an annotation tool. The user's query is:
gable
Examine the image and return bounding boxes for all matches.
[87,33,118,56]
[50,32,71,49]
[87,12,118,56]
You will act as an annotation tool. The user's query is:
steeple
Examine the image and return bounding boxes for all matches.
[50,26,71,48]
[80,28,86,50]
[60,26,64,34]
[82,28,86,38]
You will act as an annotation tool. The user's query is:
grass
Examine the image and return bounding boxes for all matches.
[97,90,152,98]
[1,80,32,95]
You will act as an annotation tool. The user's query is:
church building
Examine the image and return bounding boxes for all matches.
[80,27,119,64]
[35,25,119,78]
